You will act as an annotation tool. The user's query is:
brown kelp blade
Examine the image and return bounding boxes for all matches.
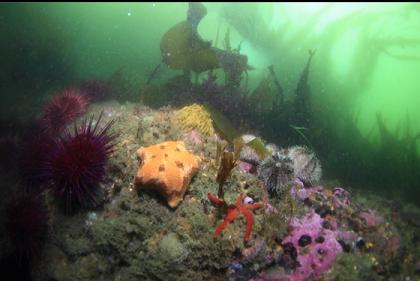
[160,21,219,73]
[216,151,236,187]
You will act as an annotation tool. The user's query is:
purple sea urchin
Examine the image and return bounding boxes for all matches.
[46,113,116,211]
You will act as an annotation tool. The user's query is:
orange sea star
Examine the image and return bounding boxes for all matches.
[208,192,263,241]
[135,141,201,208]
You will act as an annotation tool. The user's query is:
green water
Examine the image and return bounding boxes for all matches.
[1,4,420,281]
[1,2,420,202]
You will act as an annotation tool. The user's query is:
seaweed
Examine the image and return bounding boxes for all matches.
[294,49,316,129]
[246,137,269,160]
[204,103,241,143]
[216,150,237,200]
[268,65,284,108]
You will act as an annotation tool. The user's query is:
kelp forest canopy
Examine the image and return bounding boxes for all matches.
[148,2,420,205]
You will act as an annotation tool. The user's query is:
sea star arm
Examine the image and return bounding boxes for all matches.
[214,208,240,238]
[236,193,245,205]
[241,207,255,241]
[208,192,224,206]
[246,203,263,210]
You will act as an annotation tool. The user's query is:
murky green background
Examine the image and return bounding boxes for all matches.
[1,2,419,202]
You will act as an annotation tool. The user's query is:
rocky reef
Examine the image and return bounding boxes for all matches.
[21,100,267,281]
[1,100,418,281]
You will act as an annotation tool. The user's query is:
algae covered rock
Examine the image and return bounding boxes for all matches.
[324,253,381,281]
[158,232,188,261]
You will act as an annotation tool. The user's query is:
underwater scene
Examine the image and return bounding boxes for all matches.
[1,2,420,281]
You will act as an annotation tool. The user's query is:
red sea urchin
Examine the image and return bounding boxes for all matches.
[46,113,116,212]
[6,193,49,261]
[40,88,88,135]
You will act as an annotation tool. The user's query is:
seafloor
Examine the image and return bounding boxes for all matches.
[2,100,420,281]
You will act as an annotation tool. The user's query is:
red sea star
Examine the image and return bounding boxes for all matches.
[208,192,263,241]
